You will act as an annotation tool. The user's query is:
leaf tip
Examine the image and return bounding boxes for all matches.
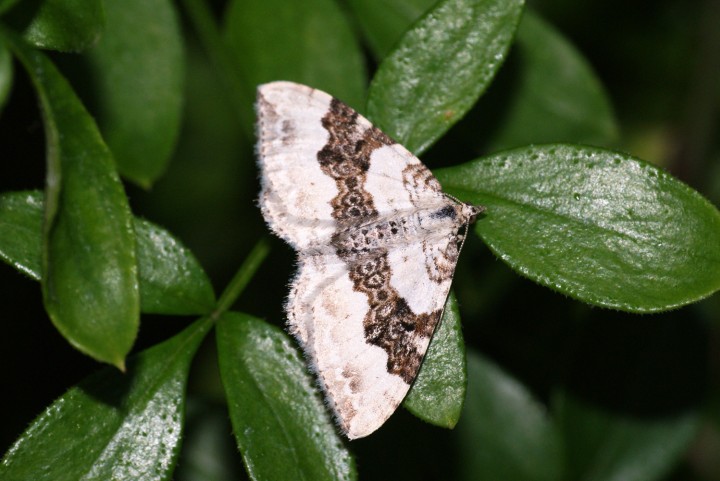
[114,358,127,373]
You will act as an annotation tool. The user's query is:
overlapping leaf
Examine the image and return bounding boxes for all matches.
[404,291,466,428]
[0,317,213,481]
[217,312,356,481]
[134,218,215,315]
[367,0,525,154]
[0,190,215,315]
[352,2,618,152]
[84,0,184,187]
[0,191,42,279]
[4,0,104,52]
[2,30,138,367]
[437,144,720,312]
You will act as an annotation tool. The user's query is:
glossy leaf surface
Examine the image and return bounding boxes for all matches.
[437,144,720,312]
[4,30,139,367]
[0,190,215,315]
[0,317,212,481]
[404,291,466,428]
[217,312,356,481]
[367,0,524,154]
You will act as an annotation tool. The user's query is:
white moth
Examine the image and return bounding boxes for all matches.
[256,81,480,439]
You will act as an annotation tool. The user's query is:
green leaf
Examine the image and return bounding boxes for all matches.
[223,0,366,111]
[436,144,720,312]
[404,291,466,428]
[216,312,356,481]
[4,0,104,52]
[2,31,138,368]
[0,0,21,15]
[0,39,11,112]
[346,0,435,60]
[554,391,698,481]
[135,218,215,315]
[0,317,213,481]
[366,0,525,155]
[0,190,216,315]
[484,10,618,151]
[347,4,618,150]
[0,191,42,280]
[83,0,184,188]
[456,350,563,481]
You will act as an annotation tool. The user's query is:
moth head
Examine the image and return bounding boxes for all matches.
[463,203,485,224]
[441,193,484,225]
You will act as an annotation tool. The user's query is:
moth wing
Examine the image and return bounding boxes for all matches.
[257,82,337,250]
[256,81,448,250]
[259,81,465,439]
[289,236,458,439]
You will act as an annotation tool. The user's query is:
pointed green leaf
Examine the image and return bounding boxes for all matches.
[217,312,356,481]
[224,0,366,111]
[84,0,184,187]
[456,350,563,481]
[348,4,618,150]
[4,0,104,52]
[484,11,618,150]
[404,291,466,428]
[346,0,435,60]
[2,32,140,367]
[436,144,720,312]
[366,0,525,155]
[554,391,698,481]
[0,39,11,112]
[0,317,213,481]
[0,190,215,315]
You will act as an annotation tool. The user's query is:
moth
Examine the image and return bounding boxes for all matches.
[256,81,481,439]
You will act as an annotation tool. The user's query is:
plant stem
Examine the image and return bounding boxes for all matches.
[213,238,271,318]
